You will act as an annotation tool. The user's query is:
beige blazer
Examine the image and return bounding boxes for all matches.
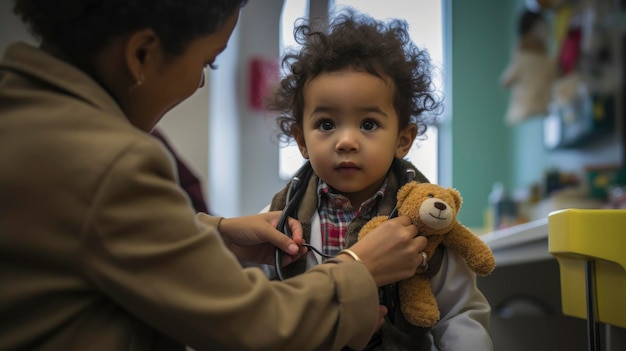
[0,43,378,351]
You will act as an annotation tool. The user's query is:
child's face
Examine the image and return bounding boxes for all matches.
[293,69,416,207]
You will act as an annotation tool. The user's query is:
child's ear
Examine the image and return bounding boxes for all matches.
[395,124,418,159]
[291,125,309,159]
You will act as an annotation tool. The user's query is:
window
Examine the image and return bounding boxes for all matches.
[279,0,443,183]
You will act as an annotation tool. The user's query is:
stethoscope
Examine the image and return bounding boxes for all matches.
[274,162,314,281]
[274,160,417,286]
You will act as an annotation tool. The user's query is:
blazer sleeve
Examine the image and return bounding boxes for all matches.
[428,249,494,351]
[81,138,379,351]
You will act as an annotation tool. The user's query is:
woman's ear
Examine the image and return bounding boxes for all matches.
[124,29,160,84]
[291,125,309,159]
[395,124,418,159]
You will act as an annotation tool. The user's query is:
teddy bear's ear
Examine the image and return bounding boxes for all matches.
[397,182,418,206]
[448,187,463,210]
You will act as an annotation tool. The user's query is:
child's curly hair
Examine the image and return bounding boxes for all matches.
[267,8,443,143]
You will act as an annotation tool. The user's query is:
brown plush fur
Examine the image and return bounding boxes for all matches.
[358,182,496,327]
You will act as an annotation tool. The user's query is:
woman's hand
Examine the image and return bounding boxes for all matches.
[197,212,308,265]
[376,305,388,332]
[338,215,428,287]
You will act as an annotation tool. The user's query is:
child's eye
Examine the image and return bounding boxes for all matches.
[206,63,218,70]
[316,119,335,131]
[361,120,379,131]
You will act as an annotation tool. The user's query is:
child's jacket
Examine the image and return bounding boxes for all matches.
[268,159,492,350]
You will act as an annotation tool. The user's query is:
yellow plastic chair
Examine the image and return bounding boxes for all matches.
[549,209,626,351]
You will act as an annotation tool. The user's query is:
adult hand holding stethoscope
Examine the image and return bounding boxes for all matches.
[338,216,427,286]
[197,211,308,266]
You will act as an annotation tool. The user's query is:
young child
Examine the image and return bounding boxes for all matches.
[262,9,493,351]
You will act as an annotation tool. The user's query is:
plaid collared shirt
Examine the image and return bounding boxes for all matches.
[317,179,387,257]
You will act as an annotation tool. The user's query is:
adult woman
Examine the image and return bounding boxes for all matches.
[0,1,427,350]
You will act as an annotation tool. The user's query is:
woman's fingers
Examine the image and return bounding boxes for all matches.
[349,216,427,286]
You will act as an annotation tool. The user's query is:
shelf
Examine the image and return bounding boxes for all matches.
[480,218,551,266]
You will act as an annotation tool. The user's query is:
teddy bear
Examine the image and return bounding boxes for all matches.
[357,182,496,327]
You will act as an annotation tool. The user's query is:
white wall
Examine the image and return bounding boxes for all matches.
[207,20,241,218]
[155,86,210,208]
[226,0,286,216]
[208,0,287,217]
[0,0,35,49]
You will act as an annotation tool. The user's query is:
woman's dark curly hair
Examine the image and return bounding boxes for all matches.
[267,8,443,143]
[13,0,247,58]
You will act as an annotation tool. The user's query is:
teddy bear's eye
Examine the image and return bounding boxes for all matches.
[428,193,434,198]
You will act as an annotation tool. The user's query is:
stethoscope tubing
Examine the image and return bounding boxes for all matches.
[274,163,313,280]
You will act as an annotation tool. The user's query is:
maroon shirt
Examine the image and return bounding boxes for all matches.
[150,128,209,214]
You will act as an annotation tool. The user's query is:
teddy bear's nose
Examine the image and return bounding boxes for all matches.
[434,202,447,211]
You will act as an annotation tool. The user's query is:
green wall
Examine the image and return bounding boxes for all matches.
[449,0,523,228]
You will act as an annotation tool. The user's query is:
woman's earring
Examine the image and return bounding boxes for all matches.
[129,74,146,92]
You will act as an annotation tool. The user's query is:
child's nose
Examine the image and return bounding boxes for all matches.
[335,129,359,152]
